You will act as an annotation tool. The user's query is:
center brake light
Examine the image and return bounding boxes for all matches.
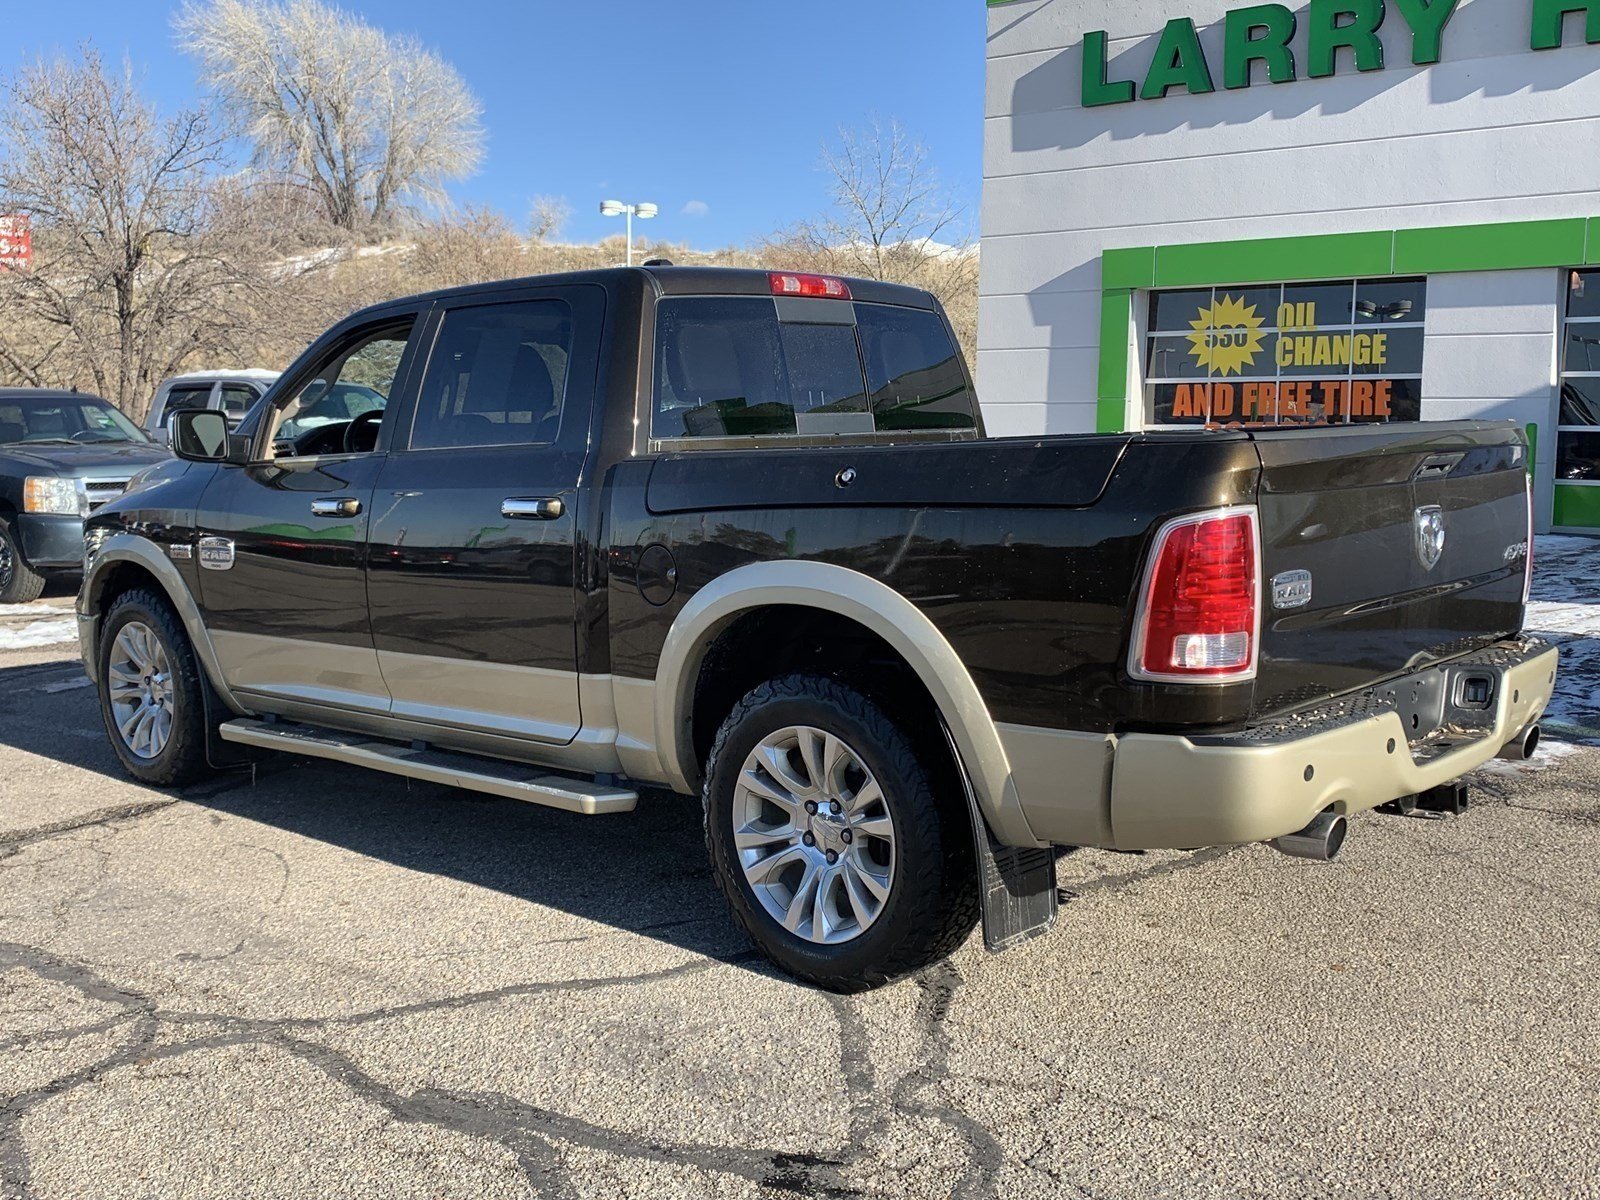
[769,272,851,300]
[1130,507,1261,684]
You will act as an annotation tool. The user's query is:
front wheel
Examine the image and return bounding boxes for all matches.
[703,673,978,992]
[97,589,216,788]
[0,517,47,604]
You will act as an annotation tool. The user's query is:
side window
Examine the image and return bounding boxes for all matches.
[410,300,573,450]
[269,322,413,458]
[653,297,870,439]
[162,385,213,425]
[856,305,978,432]
[218,384,257,419]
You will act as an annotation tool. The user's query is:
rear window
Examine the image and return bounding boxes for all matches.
[653,296,975,440]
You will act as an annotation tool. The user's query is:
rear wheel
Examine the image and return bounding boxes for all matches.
[98,589,215,787]
[703,673,978,992]
[0,518,47,604]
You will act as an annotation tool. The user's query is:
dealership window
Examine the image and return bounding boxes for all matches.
[1558,270,1600,484]
[1144,279,1427,427]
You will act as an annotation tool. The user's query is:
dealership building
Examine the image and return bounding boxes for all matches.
[980,0,1600,531]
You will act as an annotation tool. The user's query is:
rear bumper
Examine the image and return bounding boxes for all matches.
[16,513,86,569]
[1107,638,1559,850]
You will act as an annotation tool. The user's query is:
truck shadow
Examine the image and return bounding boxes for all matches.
[0,657,768,976]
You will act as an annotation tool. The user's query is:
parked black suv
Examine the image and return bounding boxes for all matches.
[78,268,1556,990]
[0,389,169,602]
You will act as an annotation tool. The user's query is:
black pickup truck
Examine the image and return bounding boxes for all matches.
[78,267,1557,990]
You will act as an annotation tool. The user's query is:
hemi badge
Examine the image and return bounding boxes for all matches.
[198,537,236,571]
[169,544,194,561]
[1271,569,1314,610]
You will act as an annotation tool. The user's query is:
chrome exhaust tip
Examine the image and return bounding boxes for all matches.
[1272,810,1348,862]
[1496,723,1541,762]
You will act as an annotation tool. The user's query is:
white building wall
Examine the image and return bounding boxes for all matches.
[979,0,1600,446]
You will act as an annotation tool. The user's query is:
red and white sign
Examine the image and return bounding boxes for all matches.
[0,215,32,270]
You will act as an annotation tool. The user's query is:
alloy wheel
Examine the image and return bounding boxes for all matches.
[108,621,176,760]
[733,725,897,945]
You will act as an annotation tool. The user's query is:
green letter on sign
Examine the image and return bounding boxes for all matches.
[1224,4,1299,88]
[1393,0,1459,65]
[1308,0,1387,78]
[1083,30,1137,106]
[1141,18,1217,100]
[1531,0,1600,49]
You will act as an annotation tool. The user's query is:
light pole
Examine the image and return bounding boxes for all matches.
[600,200,658,266]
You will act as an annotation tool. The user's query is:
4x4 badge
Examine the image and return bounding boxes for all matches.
[197,537,235,571]
[1271,569,1314,610]
[1415,506,1445,571]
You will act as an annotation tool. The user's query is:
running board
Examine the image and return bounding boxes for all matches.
[218,718,638,814]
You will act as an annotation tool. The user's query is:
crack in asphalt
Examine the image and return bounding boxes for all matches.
[0,800,180,859]
[0,938,998,1200]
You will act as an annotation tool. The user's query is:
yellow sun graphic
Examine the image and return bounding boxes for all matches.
[1187,294,1266,376]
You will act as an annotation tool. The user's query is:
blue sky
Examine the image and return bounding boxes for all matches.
[20,1,986,248]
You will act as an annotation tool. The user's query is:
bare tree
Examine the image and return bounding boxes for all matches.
[767,118,979,361]
[0,49,270,418]
[177,0,484,231]
[778,118,972,281]
[528,195,571,244]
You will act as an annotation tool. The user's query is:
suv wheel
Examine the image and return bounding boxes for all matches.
[0,517,47,604]
[703,673,979,992]
[98,589,215,787]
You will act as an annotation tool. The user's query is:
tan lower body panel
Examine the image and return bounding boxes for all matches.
[998,723,1115,847]
[1109,647,1559,850]
[377,649,581,745]
[211,629,390,713]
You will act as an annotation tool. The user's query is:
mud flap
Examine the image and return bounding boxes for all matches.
[941,722,1058,952]
[201,675,259,772]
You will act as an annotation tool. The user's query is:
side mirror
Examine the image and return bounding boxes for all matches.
[170,409,231,463]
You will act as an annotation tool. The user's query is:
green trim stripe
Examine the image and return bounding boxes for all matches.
[1553,482,1600,529]
[1393,218,1588,274]
[1097,290,1132,433]
[1155,231,1393,288]
[1101,246,1156,290]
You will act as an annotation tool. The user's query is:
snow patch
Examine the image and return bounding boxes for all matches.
[0,619,78,650]
[1525,534,1600,738]
[0,604,74,619]
[1475,738,1584,778]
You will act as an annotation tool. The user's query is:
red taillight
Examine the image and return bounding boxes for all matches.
[769,271,851,300]
[1131,509,1259,682]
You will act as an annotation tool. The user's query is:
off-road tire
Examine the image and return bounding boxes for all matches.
[703,673,979,992]
[0,517,47,604]
[98,588,216,788]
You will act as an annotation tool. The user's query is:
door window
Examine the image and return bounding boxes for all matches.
[269,323,413,458]
[161,385,214,425]
[409,300,574,450]
[218,384,258,419]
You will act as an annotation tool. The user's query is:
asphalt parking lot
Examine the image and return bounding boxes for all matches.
[2,569,1598,1200]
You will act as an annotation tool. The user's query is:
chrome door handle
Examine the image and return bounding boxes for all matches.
[311,497,362,518]
[502,497,565,521]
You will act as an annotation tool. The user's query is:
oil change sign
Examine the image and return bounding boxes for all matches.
[1081,0,1600,107]
[1157,289,1423,422]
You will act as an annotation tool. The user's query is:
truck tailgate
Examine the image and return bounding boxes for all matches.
[1250,422,1530,718]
